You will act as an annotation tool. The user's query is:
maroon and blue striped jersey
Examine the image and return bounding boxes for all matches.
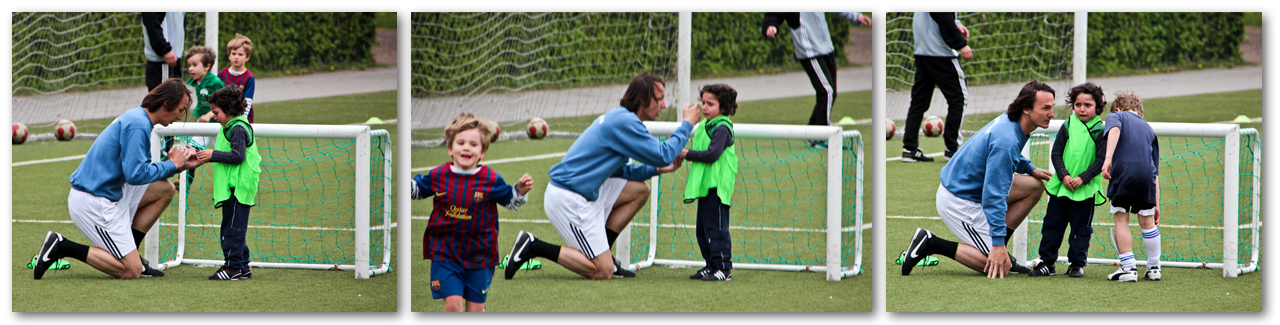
[416,163,521,269]
[218,67,256,122]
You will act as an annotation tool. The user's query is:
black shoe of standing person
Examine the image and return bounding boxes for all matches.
[902,149,935,162]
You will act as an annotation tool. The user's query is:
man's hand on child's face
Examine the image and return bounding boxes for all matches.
[516,174,534,195]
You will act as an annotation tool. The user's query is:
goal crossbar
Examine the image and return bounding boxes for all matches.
[1018,120,1258,277]
[625,122,862,281]
[146,122,393,279]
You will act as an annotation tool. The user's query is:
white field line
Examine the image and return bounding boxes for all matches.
[12,154,86,166]
[412,216,872,232]
[12,219,397,232]
[887,215,1231,230]
[411,151,567,172]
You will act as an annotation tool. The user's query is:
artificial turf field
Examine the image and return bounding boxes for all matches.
[11,91,398,312]
[411,90,874,312]
[885,89,1262,312]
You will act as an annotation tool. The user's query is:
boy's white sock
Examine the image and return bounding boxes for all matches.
[1118,252,1136,271]
[1142,227,1161,268]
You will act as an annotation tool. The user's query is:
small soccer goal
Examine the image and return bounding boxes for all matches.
[146,122,393,279]
[619,122,864,281]
[1019,121,1259,277]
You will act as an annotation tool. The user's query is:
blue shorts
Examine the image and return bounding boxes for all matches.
[430,260,494,303]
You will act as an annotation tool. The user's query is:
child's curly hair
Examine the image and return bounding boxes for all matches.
[184,46,216,71]
[1110,90,1143,115]
[1066,82,1107,115]
[699,84,738,116]
[444,112,494,151]
[208,86,248,117]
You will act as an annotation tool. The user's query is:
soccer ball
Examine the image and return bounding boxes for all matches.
[55,120,76,141]
[922,115,943,137]
[885,119,896,140]
[527,117,548,139]
[13,122,29,144]
[486,120,501,143]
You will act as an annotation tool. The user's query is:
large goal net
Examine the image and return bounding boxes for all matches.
[1018,121,1259,277]
[622,123,864,281]
[410,12,682,143]
[147,123,393,279]
[12,12,207,128]
[885,12,1076,136]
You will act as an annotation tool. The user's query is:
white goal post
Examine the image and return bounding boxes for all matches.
[1017,120,1259,277]
[621,122,863,281]
[145,122,393,279]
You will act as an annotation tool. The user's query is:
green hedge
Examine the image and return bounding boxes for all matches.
[215,12,375,72]
[12,12,375,95]
[1088,12,1243,74]
[412,12,861,96]
[692,12,856,76]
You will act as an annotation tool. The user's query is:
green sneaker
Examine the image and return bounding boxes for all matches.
[27,255,70,270]
[498,254,542,270]
[895,251,939,266]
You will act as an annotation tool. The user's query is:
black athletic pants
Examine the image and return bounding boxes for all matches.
[799,53,838,126]
[696,188,733,271]
[1037,195,1095,268]
[220,188,253,269]
[903,56,967,153]
[145,61,181,92]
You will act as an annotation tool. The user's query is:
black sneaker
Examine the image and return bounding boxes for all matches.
[1028,260,1056,277]
[1009,254,1033,274]
[807,140,828,150]
[701,269,731,281]
[139,258,165,277]
[943,150,955,160]
[612,259,636,278]
[1067,265,1085,278]
[239,267,253,280]
[902,149,934,162]
[209,266,248,281]
[689,267,712,280]
[901,228,933,275]
[34,231,64,280]
[504,231,535,280]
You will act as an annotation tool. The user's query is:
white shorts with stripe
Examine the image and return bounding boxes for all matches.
[543,178,628,259]
[935,185,994,256]
[67,184,147,259]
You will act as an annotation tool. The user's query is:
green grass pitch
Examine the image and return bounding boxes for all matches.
[11,91,398,312]
[411,90,873,312]
[885,89,1262,312]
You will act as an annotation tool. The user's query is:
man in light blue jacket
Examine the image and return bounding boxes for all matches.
[901,80,1056,279]
[505,72,701,280]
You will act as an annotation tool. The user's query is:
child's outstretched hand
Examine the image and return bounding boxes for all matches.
[196,149,214,164]
[516,174,534,196]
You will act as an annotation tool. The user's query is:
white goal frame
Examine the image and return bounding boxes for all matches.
[619,122,863,281]
[1018,120,1260,277]
[145,122,393,279]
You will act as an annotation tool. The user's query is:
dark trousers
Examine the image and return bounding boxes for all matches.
[145,61,181,92]
[799,53,838,126]
[1037,195,1095,267]
[696,188,733,271]
[220,188,253,269]
[903,56,967,153]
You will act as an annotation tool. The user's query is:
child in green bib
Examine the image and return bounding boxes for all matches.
[681,84,739,281]
[195,86,261,281]
[1029,82,1107,278]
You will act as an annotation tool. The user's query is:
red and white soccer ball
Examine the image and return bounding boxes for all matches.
[55,119,76,141]
[527,117,548,139]
[885,119,896,140]
[13,122,29,144]
[487,120,501,143]
[922,115,944,137]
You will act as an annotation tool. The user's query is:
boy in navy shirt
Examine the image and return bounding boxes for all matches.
[1101,91,1161,282]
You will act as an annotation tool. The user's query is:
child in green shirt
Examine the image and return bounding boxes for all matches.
[196,86,261,281]
[682,84,740,282]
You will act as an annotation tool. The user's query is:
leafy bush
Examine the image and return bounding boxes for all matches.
[216,12,376,72]
[1088,12,1243,74]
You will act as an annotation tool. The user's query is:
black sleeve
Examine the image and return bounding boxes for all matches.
[685,125,733,163]
[210,126,248,164]
[763,12,800,37]
[1050,123,1070,180]
[140,13,172,58]
[929,12,968,50]
[1079,130,1109,184]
